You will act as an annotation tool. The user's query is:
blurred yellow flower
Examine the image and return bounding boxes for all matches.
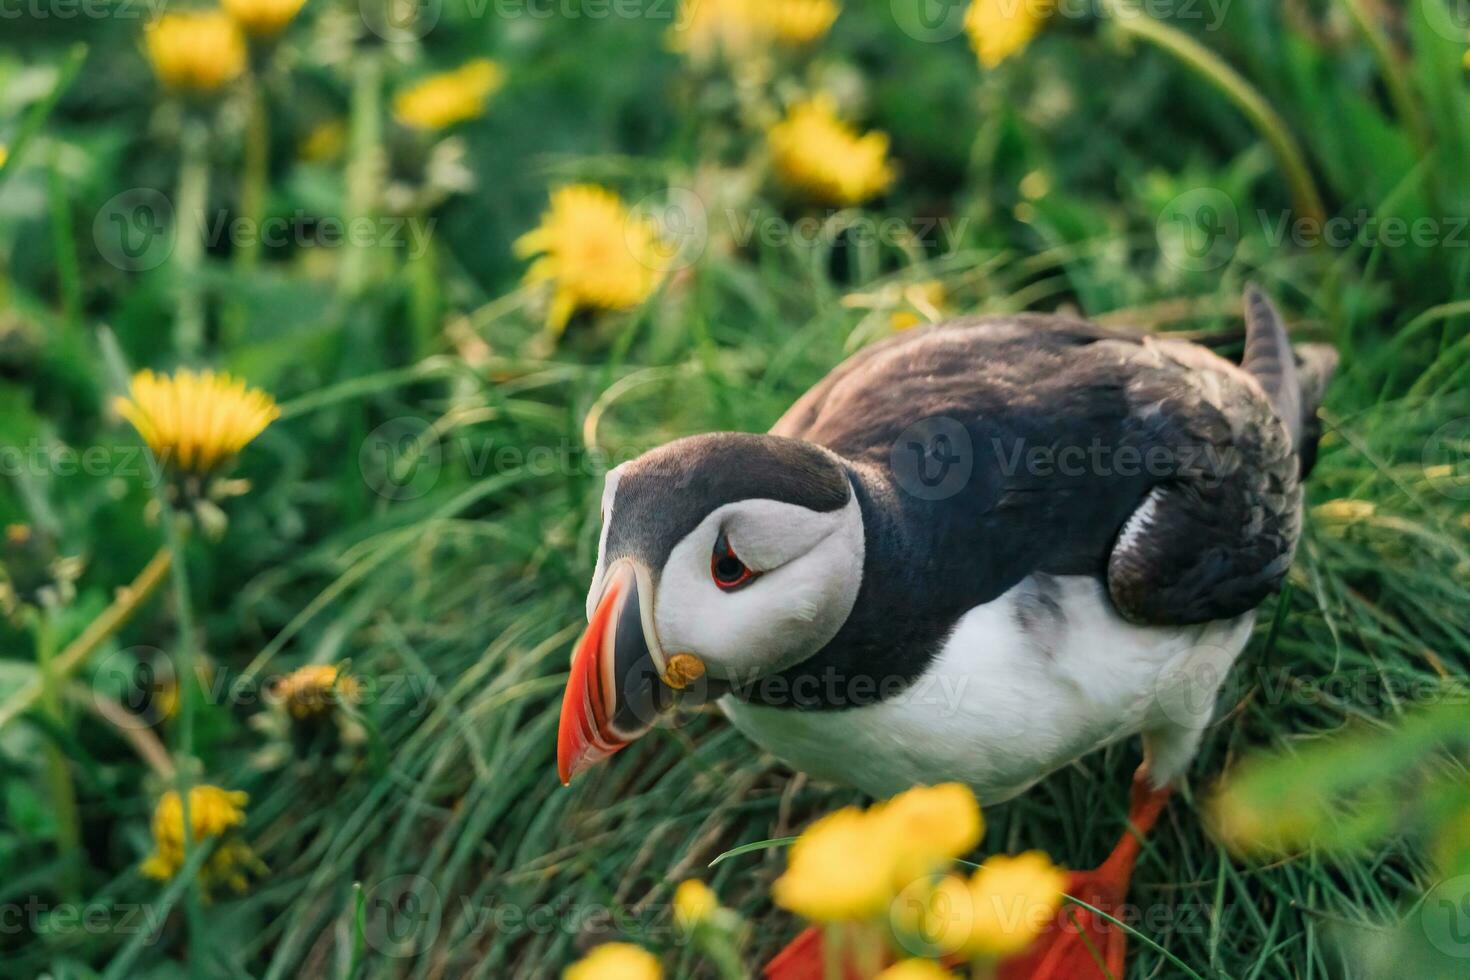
[141,785,262,894]
[1207,777,1324,856]
[874,782,983,882]
[773,806,900,921]
[965,0,1052,69]
[875,959,956,980]
[768,97,894,207]
[673,879,719,930]
[966,851,1065,957]
[670,0,838,60]
[0,145,8,170]
[150,662,215,724]
[273,664,359,720]
[393,59,505,131]
[563,942,662,980]
[1312,499,1375,523]
[144,13,247,94]
[514,184,665,335]
[891,280,947,330]
[222,0,306,38]
[299,119,347,163]
[115,370,279,475]
[671,0,761,60]
[765,0,839,45]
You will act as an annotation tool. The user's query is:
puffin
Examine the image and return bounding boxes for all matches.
[556,286,1336,979]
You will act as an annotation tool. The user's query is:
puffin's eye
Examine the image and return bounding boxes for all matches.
[711,531,756,591]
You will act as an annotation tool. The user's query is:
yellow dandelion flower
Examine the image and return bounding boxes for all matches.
[670,0,838,59]
[563,942,662,980]
[965,0,1052,70]
[222,0,306,38]
[393,59,505,131]
[891,280,948,330]
[514,184,665,335]
[764,0,839,45]
[1019,169,1050,199]
[876,960,957,980]
[1312,499,1375,523]
[299,119,347,163]
[773,806,901,921]
[273,664,359,719]
[114,369,279,476]
[965,851,1066,957]
[141,785,262,894]
[873,782,983,883]
[144,13,247,94]
[768,97,894,207]
[669,0,761,61]
[1206,776,1327,856]
[673,879,719,930]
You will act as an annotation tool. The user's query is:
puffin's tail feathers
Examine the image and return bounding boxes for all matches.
[1241,285,1338,474]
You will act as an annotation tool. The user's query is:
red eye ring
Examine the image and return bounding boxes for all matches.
[711,531,757,591]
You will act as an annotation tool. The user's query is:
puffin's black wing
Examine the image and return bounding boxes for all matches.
[773,293,1334,629]
[1105,290,1336,624]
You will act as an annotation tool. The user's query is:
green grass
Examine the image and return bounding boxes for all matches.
[3,0,1470,976]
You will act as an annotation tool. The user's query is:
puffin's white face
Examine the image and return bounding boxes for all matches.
[623,491,864,681]
[558,439,866,784]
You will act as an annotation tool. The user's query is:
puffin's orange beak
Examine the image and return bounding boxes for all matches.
[557,561,672,785]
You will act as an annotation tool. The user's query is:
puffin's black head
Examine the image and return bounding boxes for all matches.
[557,433,865,783]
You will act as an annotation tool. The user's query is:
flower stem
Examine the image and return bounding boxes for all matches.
[1105,2,1327,226]
[0,546,173,732]
[174,116,211,360]
[47,145,82,344]
[239,76,268,274]
[97,324,209,967]
[407,226,440,359]
[340,54,384,298]
[85,691,176,778]
[32,610,82,901]
[691,923,747,980]
[1335,0,1431,158]
[157,507,206,972]
[226,72,271,345]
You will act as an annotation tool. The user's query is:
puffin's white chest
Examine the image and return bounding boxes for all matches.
[719,575,1252,803]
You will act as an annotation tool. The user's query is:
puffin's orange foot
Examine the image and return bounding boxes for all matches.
[764,925,874,980]
[999,768,1171,980]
